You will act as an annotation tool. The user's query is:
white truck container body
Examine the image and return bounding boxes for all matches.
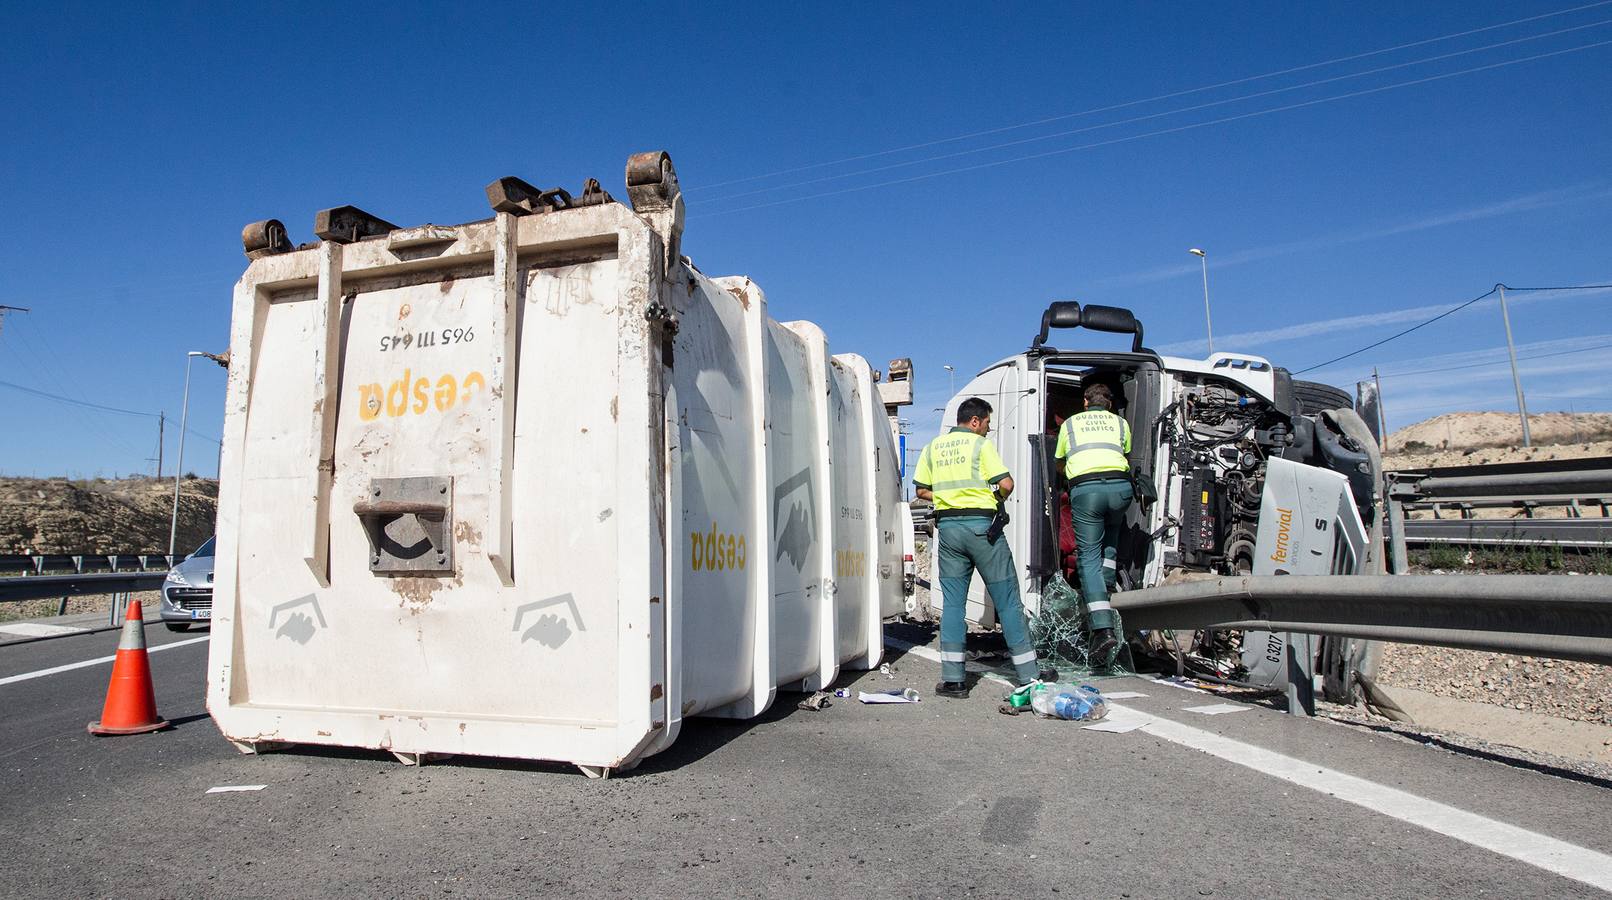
[207,153,905,775]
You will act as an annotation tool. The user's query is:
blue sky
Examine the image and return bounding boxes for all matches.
[2,1,1609,477]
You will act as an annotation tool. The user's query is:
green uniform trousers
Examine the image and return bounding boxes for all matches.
[1069,477,1133,631]
[937,517,1040,685]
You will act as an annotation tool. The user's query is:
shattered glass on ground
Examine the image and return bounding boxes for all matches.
[1032,573,1135,678]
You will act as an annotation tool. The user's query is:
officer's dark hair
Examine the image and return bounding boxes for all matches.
[1083,383,1114,410]
[956,397,993,424]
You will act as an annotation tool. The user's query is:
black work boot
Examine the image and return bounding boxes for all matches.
[1090,628,1118,663]
[934,681,970,699]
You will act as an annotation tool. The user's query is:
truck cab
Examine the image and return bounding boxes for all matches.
[925,301,1380,683]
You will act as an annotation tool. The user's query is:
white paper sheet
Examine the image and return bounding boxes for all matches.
[1083,717,1148,733]
[857,690,919,704]
[1183,703,1249,715]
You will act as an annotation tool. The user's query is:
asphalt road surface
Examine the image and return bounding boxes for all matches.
[3,622,1611,898]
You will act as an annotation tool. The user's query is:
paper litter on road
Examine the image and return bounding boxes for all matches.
[1183,703,1249,716]
[858,689,920,704]
[206,785,268,794]
[1100,691,1149,700]
[1152,676,1214,694]
[1083,717,1148,733]
[796,691,832,711]
[1083,719,1147,735]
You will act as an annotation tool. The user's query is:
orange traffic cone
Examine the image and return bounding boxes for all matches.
[87,600,170,736]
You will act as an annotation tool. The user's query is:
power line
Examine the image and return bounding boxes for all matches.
[1393,393,1612,415]
[0,327,159,466]
[1304,282,1612,375]
[1494,283,1612,292]
[0,377,159,418]
[1377,341,1612,379]
[1297,288,1498,374]
[697,18,1612,205]
[0,374,224,449]
[694,0,1612,192]
[698,39,1612,217]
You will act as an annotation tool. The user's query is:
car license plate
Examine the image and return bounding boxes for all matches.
[191,609,212,620]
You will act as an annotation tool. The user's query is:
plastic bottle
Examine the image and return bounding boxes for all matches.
[1029,683,1108,721]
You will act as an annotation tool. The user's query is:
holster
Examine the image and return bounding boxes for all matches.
[986,508,1010,544]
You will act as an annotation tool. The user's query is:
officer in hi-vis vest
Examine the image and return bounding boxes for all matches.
[1054,382,1133,663]
[914,397,1055,698]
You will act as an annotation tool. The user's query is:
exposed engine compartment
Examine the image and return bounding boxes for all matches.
[1146,372,1376,684]
[1162,374,1374,579]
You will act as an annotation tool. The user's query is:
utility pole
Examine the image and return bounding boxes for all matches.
[1497,284,1531,447]
[156,412,165,478]
[1372,367,1388,443]
[0,304,30,342]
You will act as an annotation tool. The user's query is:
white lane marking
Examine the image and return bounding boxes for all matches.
[887,636,1612,893]
[0,636,209,687]
[0,623,88,637]
[206,784,267,794]
[1100,691,1149,699]
[1184,702,1250,715]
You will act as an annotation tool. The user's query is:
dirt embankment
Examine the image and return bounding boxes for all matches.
[0,476,217,555]
[1385,411,1612,469]
[1374,410,1612,735]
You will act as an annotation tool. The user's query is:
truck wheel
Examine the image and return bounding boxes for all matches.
[1292,380,1353,415]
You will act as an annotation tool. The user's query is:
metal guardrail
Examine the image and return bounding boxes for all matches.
[1112,574,1612,666]
[1402,518,1612,548]
[1386,457,1612,553]
[0,572,167,604]
[0,553,176,576]
[1388,458,1612,508]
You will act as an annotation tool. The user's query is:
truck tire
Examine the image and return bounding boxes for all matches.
[1292,380,1352,415]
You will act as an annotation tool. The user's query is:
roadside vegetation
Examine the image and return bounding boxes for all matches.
[1412,543,1612,575]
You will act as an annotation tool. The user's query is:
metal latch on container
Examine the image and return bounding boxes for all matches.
[354,476,454,575]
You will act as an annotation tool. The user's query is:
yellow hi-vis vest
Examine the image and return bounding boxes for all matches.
[914,428,1010,512]
[1057,410,1131,480]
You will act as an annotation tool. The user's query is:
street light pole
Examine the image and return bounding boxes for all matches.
[1497,284,1532,448]
[943,365,955,396]
[1189,248,1213,355]
[169,352,206,558]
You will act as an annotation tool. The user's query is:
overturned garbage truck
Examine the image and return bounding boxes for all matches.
[927,301,1382,688]
[207,152,908,776]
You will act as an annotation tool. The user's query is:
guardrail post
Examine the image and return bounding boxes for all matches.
[1387,498,1409,575]
[1286,637,1317,716]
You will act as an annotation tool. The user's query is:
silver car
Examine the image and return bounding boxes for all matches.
[160,537,214,632]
